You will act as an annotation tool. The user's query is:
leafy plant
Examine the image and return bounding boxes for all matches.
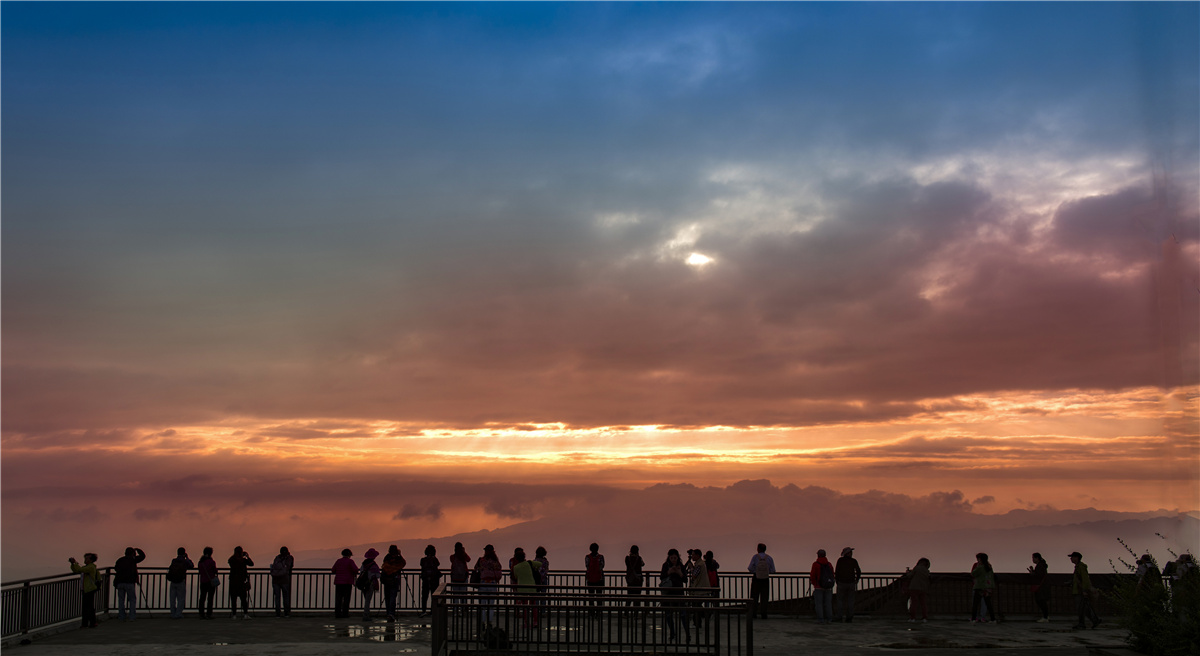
[1109,535,1199,656]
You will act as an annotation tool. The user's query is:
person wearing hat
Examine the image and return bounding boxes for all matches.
[1135,554,1163,593]
[360,548,381,621]
[1167,554,1197,622]
[1069,551,1101,629]
[835,547,861,623]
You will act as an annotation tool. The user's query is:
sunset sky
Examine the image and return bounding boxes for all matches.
[3,2,1198,579]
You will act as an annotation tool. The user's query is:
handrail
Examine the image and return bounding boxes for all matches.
[2,568,1139,641]
[2,568,912,588]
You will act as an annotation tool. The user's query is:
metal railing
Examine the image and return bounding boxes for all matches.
[2,570,111,639]
[432,584,752,656]
[1,568,1135,640]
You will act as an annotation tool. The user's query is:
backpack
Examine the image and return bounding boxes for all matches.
[355,562,373,591]
[482,625,510,649]
[754,555,771,579]
[166,559,188,583]
[528,560,544,586]
[585,553,603,584]
[269,558,289,578]
[818,562,836,590]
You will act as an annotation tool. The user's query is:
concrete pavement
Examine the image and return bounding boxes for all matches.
[5,613,1134,655]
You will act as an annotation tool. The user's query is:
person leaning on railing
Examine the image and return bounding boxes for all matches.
[68,553,101,629]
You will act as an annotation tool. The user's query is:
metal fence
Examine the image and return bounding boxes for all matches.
[1,568,1136,641]
[2,571,111,639]
[432,584,752,656]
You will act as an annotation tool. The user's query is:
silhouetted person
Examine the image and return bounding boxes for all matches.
[704,551,720,599]
[533,546,550,588]
[906,557,931,622]
[533,546,550,612]
[227,546,254,619]
[660,549,686,641]
[270,546,295,617]
[1167,554,1198,622]
[197,546,218,619]
[835,547,861,622]
[747,543,774,619]
[810,549,834,624]
[332,549,359,618]
[971,552,996,622]
[381,545,407,621]
[419,544,441,617]
[360,548,381,621]
[686,548,709,631]
[625,545,645,605]
[1069,551,1100,629]
[167,547,194,619]
[474,544,503,626]
[1028,553,1050,622]
[510,547,542,627]
[68,553,101,628]
[449,542,471,591]
[113,547,146,621]
[585,543,605,601]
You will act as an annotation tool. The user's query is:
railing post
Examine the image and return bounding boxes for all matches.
[100,568,110,618]
[713,603,722,656]
[20,581,31,635]
[744,601,753,656]
[431,582,447,656]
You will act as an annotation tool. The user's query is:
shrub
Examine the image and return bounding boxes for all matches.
[1109,536,1199,656]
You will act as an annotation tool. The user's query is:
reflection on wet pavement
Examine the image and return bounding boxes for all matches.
[323,623,425,645]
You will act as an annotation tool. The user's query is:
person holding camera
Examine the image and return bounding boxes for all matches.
[227,546,254,619]
[69,553,102,628]
[167,547,195,619]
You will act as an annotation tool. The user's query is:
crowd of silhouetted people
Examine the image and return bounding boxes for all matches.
[67,541,1197,633]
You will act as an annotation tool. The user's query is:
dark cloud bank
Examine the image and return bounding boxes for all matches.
[294,479,1198,574]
